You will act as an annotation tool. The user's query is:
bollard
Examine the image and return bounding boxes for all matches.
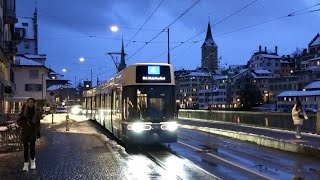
[52,114,54,124]
[317,110,320,135]
[66,115,70,131]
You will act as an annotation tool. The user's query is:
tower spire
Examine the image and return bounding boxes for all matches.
[205,21,213,41]
[118,37,126,72]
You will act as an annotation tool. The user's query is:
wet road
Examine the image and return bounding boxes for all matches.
[172,128,320,180]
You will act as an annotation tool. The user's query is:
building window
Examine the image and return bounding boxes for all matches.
[25,84,42,92]
[25,43,30,49]
[22,22,29,27]
[29,70,39,79]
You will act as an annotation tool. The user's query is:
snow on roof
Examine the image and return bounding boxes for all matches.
[277,90,320,97]
[260,54,281,59]
[251,72,272,79]
[186,71,210,77]
[305,66,320,71]
[304,81,320,89]
[231,68,248,78]
[24,54,47,59]
[16,17,34,39]
[310,35,320,46]
[308,56,320,61]
[280,60,292,63]
[254,69,271,74]
[215,76,228,80]
[16,56,43,66]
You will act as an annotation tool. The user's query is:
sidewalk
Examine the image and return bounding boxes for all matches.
[178,118,320,158]
[0,114,128,180]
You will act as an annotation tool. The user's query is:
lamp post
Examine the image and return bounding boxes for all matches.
[41,72,49,110]
[167,28,170,64]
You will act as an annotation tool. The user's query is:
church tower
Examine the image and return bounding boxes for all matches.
[201,21,218,72]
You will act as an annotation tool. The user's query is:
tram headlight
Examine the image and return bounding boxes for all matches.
[161,122,177,131]
[127,123,151,133]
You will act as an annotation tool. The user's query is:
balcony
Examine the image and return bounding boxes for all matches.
[4,0,18,24]
[3,41,17,56]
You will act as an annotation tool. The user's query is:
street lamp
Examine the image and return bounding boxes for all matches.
[110,25,119,32]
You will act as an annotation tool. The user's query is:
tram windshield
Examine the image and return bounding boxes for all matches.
[124,86,175,122]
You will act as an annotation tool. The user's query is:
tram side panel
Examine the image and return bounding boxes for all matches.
[104,93,112,132]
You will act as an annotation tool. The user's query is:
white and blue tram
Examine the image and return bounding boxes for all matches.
[83,63,177,145]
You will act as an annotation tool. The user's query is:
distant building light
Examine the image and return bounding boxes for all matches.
[302,89,306,91]
[85,84,89,88]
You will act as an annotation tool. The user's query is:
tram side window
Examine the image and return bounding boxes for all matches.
[113,90,122,114]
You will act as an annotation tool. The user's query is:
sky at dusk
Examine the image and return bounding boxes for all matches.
[16,0,320,86]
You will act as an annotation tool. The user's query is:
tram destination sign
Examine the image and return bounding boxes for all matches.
[136,65,171,83]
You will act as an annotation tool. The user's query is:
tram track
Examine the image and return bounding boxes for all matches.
[135,145,219,180]
[137,146,184,180]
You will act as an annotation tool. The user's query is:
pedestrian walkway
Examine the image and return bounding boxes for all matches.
[0,114,129,180]
[178,118,320,158]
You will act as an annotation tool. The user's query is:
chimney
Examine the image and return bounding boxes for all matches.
[275,46,278,55]
[259,45,261,52]
[264,46,267,52]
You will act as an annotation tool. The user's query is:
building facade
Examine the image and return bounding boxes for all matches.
[0,0,18,116]
[248,46,281,78]
[15,8,38,55]
[276,81,320,112]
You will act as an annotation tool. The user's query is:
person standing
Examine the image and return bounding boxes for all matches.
[17,98,41,171]
[291,101,308,139]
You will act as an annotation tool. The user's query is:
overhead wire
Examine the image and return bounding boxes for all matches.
[125,0,165,47]
[41,1,320,83]
[125,0,201,62]
[151,1,320,64]
[145,0,259,63]
[38,8,93,37]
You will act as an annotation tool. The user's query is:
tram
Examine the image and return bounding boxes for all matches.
[83,63,177,145]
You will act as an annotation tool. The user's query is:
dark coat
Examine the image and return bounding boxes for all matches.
[18,108,41,142]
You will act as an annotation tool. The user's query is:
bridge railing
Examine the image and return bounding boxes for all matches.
[178,109,318,134]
